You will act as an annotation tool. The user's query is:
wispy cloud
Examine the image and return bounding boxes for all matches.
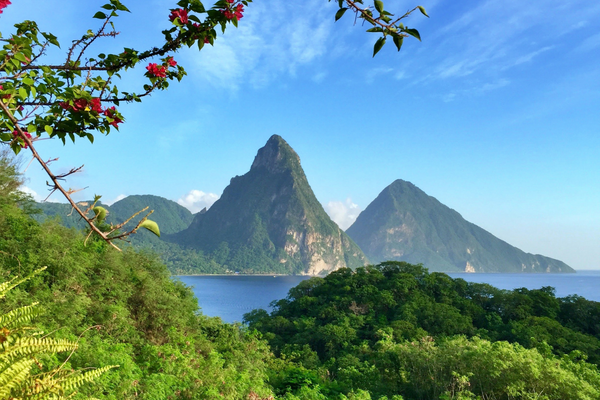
[576,32,600,53]
[177,190,219,213]
[325,198,361,230]
[419,0,600,83]
[19,186,62,203]
[105,194,127,206]
[185,0,336,90]
[441,78,510,102]
[366,67,394,84]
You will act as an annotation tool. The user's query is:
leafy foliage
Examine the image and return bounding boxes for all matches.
[0,154,274,399]
[0,268,117,400]
[247,261,600,399]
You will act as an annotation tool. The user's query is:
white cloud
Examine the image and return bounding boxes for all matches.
[420,0,600,85]
[184,0,336,90]
[325,198,361,230]
[177,190,219,213]
[441,78,510,102]
[19,186,62,203]
[104,194,127,206]
[19,186,43,202]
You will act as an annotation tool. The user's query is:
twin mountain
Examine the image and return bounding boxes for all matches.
[34,135,573,274]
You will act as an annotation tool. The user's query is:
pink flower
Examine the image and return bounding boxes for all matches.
[0,0,11,14]
[12,129,32,149]
[166,56,177,67]
[71,98,89,112]
[234,4,244,19]
[221,9,234,20]
[90,98,103,113]
[146,63,167,78]
[59,98,103,113]
[104,106,123,128]
[220,3,243,20]
[169,8,189,24]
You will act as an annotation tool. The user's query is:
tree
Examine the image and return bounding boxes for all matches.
[0,0,427,249]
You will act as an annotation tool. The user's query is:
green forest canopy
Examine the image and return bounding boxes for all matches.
[1,153,600,399]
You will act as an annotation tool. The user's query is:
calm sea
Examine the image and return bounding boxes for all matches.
[177,270,600,324]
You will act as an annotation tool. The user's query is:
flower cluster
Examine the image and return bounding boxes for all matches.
[60,98,103,113]
[146,63,167,78]
[58,97,123,129]
[169,8,189,24]
[0,0,11,14]
[221,3,244,20]
[166,57,177,67]
[12,130,32,149]
[103,107,123,128]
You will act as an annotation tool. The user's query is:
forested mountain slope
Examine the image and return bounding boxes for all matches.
[166,135,368,275]
[347,179,573,273]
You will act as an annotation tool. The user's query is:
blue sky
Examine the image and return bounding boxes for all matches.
[3,0,599,270]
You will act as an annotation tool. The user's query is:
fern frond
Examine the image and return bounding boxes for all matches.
[0,337,78,368]
[0,303,42,331]
[60,365,119,391]
[0,358,36,397]
[0,267,115,399]
[0,267,47,300]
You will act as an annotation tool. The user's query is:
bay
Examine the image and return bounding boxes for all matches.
[177,270,600,323]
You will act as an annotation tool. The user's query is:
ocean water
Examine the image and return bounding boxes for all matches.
[177,270,600,324]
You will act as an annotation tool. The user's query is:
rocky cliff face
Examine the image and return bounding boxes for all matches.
[347,179,574,273]
[167,135,368,275]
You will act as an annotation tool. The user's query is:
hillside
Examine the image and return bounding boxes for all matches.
[346,179,574,273]
[166,135,368,275]
[33,194,194,244]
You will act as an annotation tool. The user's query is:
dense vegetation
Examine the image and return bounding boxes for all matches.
[246,262,600,399]
[0,155,274,399]
[3,152,600,399]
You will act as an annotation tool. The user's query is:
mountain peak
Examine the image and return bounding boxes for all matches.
[168,135,368,275]
[251,135,301,173]
[347,179,573,273]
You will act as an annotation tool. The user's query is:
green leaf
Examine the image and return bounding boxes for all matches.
[140,220,160,237]
[404,28,421,41]
[93,206,107,222]
[13,53,27,63]
[338,0,343,7]
[373,37,385,57]
[417,5,429,17]
[27,125,36,134]
[18,87,27,99]
[93,12,107,19]
[374,0,384,13]
[393,35,403,51]
[44,125,53,135]
[335,8,348,21]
